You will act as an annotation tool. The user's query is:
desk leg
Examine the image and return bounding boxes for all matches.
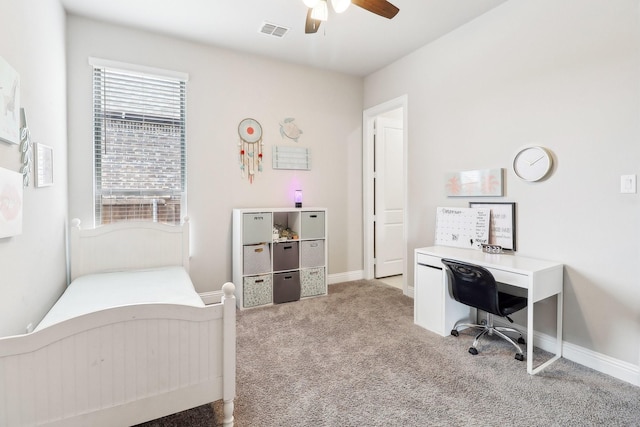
[556,291,563,357]
[527,298,534,374]
[529,292,563,375]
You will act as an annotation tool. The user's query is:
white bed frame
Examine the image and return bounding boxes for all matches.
[0,218,236,427]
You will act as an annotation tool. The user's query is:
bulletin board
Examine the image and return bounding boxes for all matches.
[435,207,491,250]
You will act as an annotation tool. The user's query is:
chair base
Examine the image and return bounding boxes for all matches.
[451,314,526,361]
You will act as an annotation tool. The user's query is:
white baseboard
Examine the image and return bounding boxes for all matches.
[561,339,639,386]
[328,270,364,285]
[493,318,639,386]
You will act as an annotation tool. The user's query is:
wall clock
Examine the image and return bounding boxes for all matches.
[512,146,553,182]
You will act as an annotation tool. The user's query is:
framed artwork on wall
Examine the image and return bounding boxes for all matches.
[469,202,516,251]
[0,56,21,145]
[0,167,23,238]
[445,168,503,197]
[35,143,54,187]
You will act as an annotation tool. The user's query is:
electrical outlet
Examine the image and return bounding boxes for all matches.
[620,174,636,194]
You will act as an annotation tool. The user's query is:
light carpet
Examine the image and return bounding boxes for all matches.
[137,280,640,426]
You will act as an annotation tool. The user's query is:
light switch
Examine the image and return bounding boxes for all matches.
[620,174,636,193]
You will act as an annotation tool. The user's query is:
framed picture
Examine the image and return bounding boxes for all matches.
[469,202,516,251]
[0,167,23,238]
[0,56,21,145]
[445,168,503,197]
[35,143,54,187]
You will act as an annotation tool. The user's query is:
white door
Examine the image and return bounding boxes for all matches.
[374,116,404,278]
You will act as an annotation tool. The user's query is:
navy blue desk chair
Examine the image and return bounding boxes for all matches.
[441,258,527,361]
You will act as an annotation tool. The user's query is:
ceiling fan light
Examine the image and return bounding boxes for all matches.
[303,0,320,7]
[331,0,351,13]
[310,1,328,21]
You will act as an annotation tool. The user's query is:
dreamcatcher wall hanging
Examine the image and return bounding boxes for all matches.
[238,118,263,183]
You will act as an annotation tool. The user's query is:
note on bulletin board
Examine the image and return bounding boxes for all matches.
[435,207,491,249]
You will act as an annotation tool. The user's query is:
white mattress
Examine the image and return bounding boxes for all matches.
[35,267,204,331]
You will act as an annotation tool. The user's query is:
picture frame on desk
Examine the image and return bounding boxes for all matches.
[469,202,516,251]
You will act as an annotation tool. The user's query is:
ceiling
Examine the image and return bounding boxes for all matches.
[59,0,507,76]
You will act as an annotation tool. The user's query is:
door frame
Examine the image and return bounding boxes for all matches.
[363,95,408,293]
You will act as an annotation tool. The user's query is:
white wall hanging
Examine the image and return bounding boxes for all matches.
[279,118,303,142]
[272,146,311,170]
[34,143,53,187]
[238,118,263,183]
[20,108,32,187]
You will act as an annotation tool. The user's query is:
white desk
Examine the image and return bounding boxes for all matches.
[414,246,563,375]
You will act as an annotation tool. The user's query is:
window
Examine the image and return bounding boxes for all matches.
[91,58,187,225]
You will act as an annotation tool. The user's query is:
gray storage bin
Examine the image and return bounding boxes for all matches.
[273,271,301,304]
[243,243,271,275]
[301,211,325,239]
[242,212,273,244]
[301,267,326,297]
[273,241,299,271]
[300,240,324,268]
[243,274,273,308]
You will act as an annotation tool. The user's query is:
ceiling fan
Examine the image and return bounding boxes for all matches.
[304,0,400,34]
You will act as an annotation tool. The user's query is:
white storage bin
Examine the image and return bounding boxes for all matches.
[242,212,273,244]
[243,274,273,308]
[243,243,271,275]
[300,240,325,268]
[300,267,326,298]
[301,211,325,239]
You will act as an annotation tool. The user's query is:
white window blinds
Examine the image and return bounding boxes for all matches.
[92,59,187,225]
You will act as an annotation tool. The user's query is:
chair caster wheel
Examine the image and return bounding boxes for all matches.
[451,330,459,337]
[515,353,524,361]
[518,337,526,345]
[468,347,478,355]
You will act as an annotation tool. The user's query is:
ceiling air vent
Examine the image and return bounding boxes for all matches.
[259,22,290,38]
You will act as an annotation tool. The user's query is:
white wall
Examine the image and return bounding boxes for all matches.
[364,0,640,366]
[0,1,68,336]
[66,16,364,293]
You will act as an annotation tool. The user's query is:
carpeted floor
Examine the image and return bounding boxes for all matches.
[137,280,640,426]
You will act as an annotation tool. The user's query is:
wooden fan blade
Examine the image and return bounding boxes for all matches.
[352,0,399,19]
[305,8,322,34]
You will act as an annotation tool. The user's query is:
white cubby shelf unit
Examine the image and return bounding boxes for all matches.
[232,208,328,309]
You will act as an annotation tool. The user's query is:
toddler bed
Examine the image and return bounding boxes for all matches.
[0,218,236,427]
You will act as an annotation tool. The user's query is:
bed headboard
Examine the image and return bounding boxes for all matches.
[70,217,190,281]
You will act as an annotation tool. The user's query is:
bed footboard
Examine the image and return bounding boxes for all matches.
[0,283,236,427]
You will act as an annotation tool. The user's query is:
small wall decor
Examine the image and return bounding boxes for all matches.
[34,143,53,187]
[0,56,21,145]
[445,168,503,197]
[20,108,32,187]
[238,118,263,183]
[469,202,516,251]
[272,146,311,170]
[0,166,23,238]
[279,118,303,142]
